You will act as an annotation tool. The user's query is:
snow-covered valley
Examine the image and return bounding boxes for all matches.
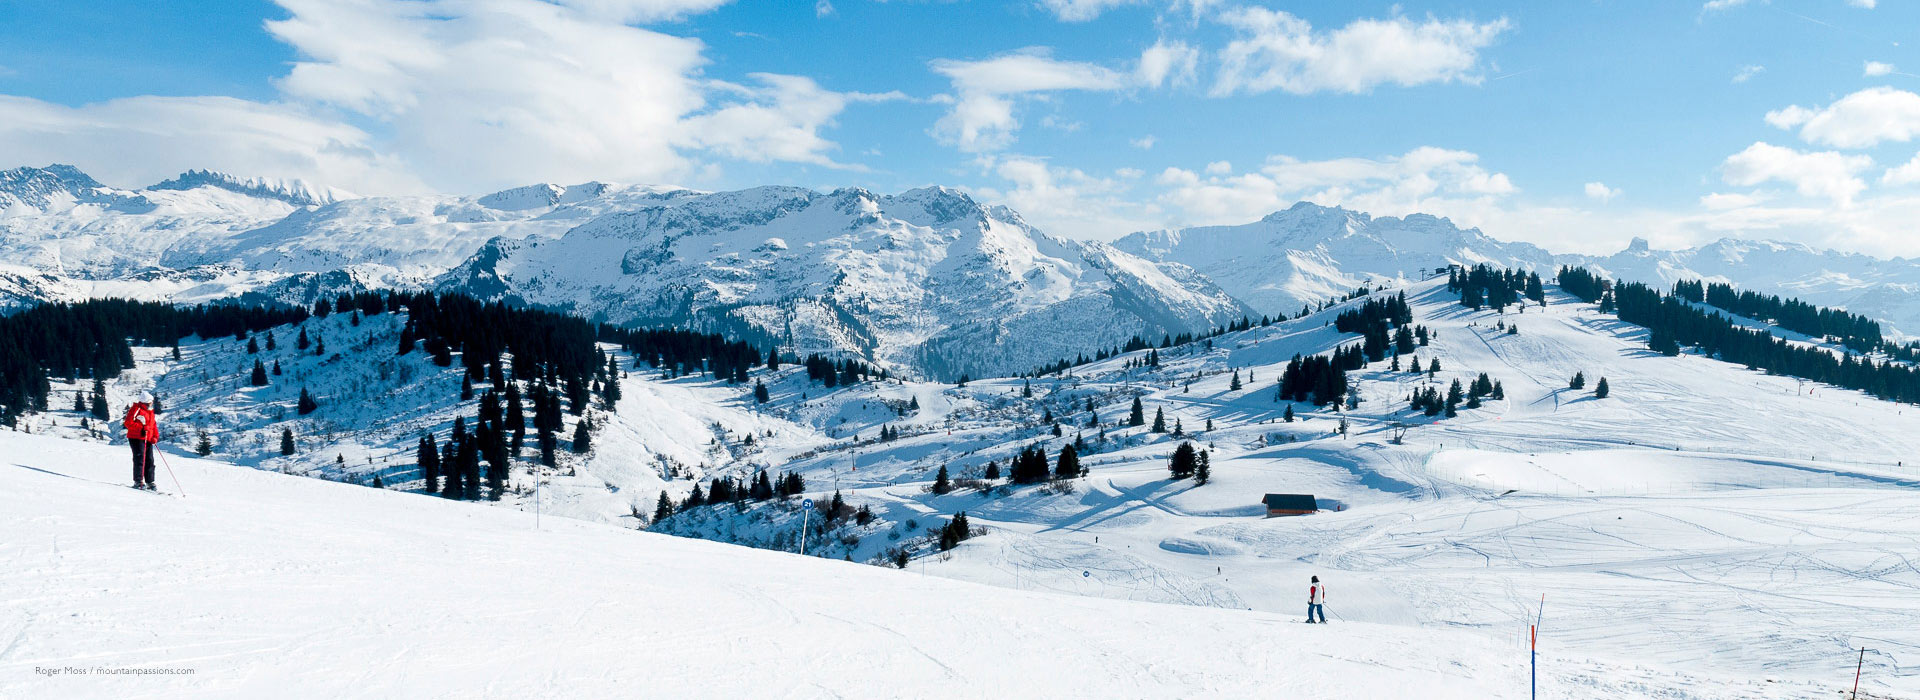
[6,271,1920,698]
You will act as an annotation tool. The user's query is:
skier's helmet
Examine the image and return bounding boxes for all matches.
[138,391,154,404]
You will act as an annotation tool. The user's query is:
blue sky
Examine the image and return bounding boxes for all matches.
[2,0,1918,255]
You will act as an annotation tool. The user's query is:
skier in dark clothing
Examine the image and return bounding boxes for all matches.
[1305,575,1327,624]
[123,392,159,489]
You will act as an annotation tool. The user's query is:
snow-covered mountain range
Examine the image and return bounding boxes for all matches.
[6,163,1920,376]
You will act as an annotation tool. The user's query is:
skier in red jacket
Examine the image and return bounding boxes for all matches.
[1306,575,1327,624]
[123,392,159,489]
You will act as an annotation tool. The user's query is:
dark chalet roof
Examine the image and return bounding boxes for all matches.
[1262,494,1318,511]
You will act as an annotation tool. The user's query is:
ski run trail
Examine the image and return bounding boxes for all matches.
[5,276,1920,698]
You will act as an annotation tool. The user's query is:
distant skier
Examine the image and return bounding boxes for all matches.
[1305,575,1327,624]
[123,392,159,489]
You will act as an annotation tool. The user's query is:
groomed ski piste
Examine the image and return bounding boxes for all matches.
[6,275,1920,698]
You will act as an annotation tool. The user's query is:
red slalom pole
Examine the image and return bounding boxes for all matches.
[1853,647,1865,699]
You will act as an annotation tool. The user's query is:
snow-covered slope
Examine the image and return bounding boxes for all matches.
[445,186,1251,378]
[639,275,1920,697]
[0,429,1547,700]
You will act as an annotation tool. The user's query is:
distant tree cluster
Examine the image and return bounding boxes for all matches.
[608,327,764,383]
[1699,281,1882,352]
[1562,266,1920,405]
[1275,347,1365,406]
[1450,265,1543,311]
[0,298,306,425]
[799,354,888,387]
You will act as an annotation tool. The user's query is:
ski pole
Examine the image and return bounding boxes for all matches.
[155,447,185,498]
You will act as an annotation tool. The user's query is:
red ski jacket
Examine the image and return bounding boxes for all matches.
[123,403,158,443]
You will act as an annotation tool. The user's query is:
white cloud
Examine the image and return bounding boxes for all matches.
[1721,142,1872,205]
[1864,61,1896,77]
[1584,182,1619,203]
[1700,191,1765,210]
[1205,160,1232,175]
[1136,40,1200,87]
[551,0,734,23]
[1131,135,1157,150]
[1152,146,1516,227]
[1763,87,1920,149]
[1702,0,1751,10]
[815,0,833,17]
[0,95,425,194]
[1036,0,1144,22]
[1115,167,1144,179]
[931,46,1187,151]
[1732,64,1764,83]
[1210,8,1510,96]
[1885,153,1920,186]
[968,154,1165,239]
[0,0,891,195]
[1850,0,1877,8]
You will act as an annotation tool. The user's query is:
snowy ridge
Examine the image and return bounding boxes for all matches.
[449,185,1250,378]
[146,169,352,207]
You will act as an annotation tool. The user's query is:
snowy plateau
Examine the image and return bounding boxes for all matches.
[3,165,1920,699]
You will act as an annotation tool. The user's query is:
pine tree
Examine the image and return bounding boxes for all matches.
[461,374,474,401]
[1054,443,1081,480]
[754,380,770,404]
[247,336,260,354]
[297,388,318,415]
[572,417,593,454]
[73,391,85,412]
[1595,377,1610,399]
[272,360,283,376]
[984,460,1000,482]
[1128,397,1145,427]
[1151,407,1167,433]
[418,434,440,493]
[250,359,269,387]
[932,465,952,495]
[195,430,213,456]
[280,428,296,456]
[297,327,311,350]
[266,331,277,351]
[1284,405,1294,422]
[652,491,675,524]
[1194,450,1211,485]
[1229,370,1242,391]
[1168,441,1197,479]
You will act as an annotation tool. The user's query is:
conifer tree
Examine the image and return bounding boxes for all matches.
[250,359,269,387]
[297,388,318,415]
[1595,377,1610,399]
[1229,370,1242,391]
[266,331,277,351]
[1284,405,1294,422]
[1194,450,1211,485]
[297,327,311,350]
[572,417,593,454]
[272,360,282,376]
[247,336,259,354]
[754,380,770,404]
[1151,407,1167,433]
[1054,443,1081,480]
[1129,397,1145,426]
[653,491,675,523]
[1570,372,1585,390]
[196,430,213,456]
[1168,441,1198,479]
[280,428,296,456]
[505,382,525,454]
[461,374,474,401]
[932,465,952,495]
[73,391,86,412]
[418,434,440,493]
